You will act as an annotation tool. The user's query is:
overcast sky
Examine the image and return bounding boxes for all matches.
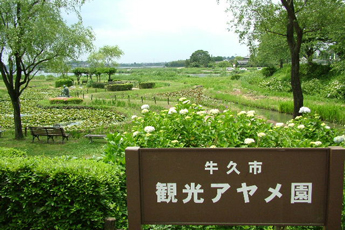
[67,0,248,63]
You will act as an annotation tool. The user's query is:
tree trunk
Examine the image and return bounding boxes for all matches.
[281,0,304,118]
[279,59,284,69]
[290,51,304,118]
[10,95,24,139]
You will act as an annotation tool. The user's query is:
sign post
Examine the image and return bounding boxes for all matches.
[126,147,345,230]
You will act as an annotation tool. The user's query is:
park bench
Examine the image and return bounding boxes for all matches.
[84,134,107,143]
[29,127,69,143]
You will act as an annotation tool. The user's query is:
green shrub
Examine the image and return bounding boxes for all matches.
[49,97,83,104]
[300,63,331,80]
[261,67,277,77]
[230,74,241,80]
[302,78,322,95]
[55,78,73,88]
[104,99,344,229]
[0,147,26,157]
[92,82,105,89]
[259,77,291,92]
[139,82,155,89]
[107,83,133,91]
[0,157,127,230]
[323,80,345,99]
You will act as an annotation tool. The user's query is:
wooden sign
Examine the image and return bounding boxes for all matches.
[126,147,345,229]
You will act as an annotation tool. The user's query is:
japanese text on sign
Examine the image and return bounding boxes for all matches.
[156,160,313,204]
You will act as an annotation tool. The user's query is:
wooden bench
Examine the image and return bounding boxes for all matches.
[29,127,69,143]
[84,134,107,143]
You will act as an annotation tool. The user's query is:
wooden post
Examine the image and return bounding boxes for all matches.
[104,217,116,230]
[324,147,345,230]
[126,147,142,230]
[141,96,143,104]
[153,97,156,104]
[167,97,169,105]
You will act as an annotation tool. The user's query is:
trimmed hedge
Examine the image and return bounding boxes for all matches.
[92,82,105,89]
[139,82,155,89]
[55,78,73,88]
[49,97,84,104]
[0,157,127,230]
[0,147,27,157]
[107,83,133,91]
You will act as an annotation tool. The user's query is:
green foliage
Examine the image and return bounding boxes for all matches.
[261,67,277,77]
[49,97,83,104]
[104,100,344,229]
[302,78,322,95]
[55,78,73,88]
[165,60,186,67]
[259,77,291,92]
[107,83,133,91]
[92,82,106,89]
[188,50,211,68]
[0,147,27,157]
[231,74,241,80]
[0,157,127,230]
[300,63,332,80]
[324,80,345,100]
[139,82,156,89]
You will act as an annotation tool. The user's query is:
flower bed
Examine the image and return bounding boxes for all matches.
[49,97,83,104]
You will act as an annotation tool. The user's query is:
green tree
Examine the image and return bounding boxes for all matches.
[99,45,124,67]
[44,58,71,77]
[0,0,94,139]
[103,67,117,81]
[189,50,211,67]
[221,0,344,117]
[165,60,186,67]
[87,51,106,68]
[252,33,290,68]
[72,67,84,85]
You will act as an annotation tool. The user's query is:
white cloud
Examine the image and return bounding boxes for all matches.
[72,0,248,63]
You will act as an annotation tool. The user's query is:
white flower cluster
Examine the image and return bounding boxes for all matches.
[333,135,345,143]
[168,107,177,114]
[141,104,150,110]
[144,126,155,133]
[275,122,284,127]
[209,109,220,114]
[244,138,255,145]
[257,132,266,137]
[247,110,255,117]
[310,141,322,146]
[179,109,188,115]
[299,107,311,114]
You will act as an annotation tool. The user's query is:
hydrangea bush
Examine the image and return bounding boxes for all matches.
[103,99,344,229]
[103,98,345,166]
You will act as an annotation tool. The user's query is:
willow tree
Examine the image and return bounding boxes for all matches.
[0,0,94,139]
[220,0,344,117]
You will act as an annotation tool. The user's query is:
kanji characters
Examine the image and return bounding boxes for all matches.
[183,183,204,203]
[291,183,313,204]
[205,161,218,175]
[156,182,178,203]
